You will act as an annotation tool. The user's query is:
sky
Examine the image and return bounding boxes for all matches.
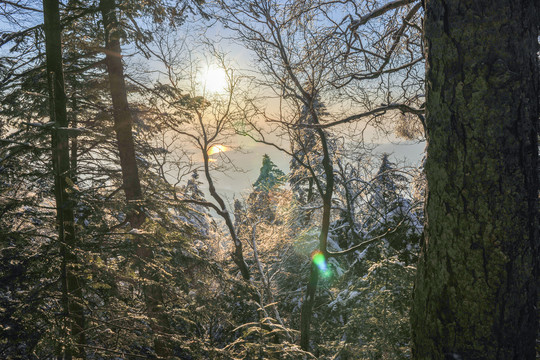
[206,135,425,201]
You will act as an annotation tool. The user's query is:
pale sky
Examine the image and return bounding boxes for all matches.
[206,135,425,201]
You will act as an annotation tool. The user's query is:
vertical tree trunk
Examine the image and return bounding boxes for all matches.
[411,0,538,358]
[98,0,144,225]
[300,126,334,351]
[99,1,171,357]
[43,0,85,358]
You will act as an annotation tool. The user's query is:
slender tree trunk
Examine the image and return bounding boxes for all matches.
[411,0,538,358]
[43,0,85,358]
[99,0,171,356]
[202,148,252,281]
[300,127,334,351]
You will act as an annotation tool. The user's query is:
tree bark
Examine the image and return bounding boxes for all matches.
[411,1,538,359]
[43,0,85,358]
[99,0,171,357]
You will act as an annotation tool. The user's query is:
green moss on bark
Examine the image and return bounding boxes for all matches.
[411,0,538,359]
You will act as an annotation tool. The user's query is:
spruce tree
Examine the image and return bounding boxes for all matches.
[253,154,286,192]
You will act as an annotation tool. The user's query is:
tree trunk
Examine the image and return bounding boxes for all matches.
[202,149,252,281]
[98,0,144,224]
[300,126,334,351]
[99,0,171,356]
[411,1,538,359]
[43,0,86,358]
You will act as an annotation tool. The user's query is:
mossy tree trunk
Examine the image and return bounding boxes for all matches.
[411,0,538,359]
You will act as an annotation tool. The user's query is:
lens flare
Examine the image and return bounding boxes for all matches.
[311,250,331,277]
[208,144,228,155]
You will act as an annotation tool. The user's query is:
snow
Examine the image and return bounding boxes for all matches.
[355,247,369,261]
[128,228,149,235]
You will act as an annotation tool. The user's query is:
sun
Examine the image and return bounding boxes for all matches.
[200,65,228,94]
[208,144,228,156]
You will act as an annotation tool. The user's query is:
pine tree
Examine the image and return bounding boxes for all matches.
[364,154,419,265]
[253,154,286,192]
[0,1,213,356]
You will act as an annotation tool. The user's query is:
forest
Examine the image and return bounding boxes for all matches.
[0,0,538,359]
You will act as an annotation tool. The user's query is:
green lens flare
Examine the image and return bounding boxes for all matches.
[312,252,326,269]
[312,250,331,277]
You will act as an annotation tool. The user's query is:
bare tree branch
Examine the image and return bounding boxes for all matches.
[349,0,419,32]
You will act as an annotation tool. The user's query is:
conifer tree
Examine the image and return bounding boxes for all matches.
[253,154,286,192]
